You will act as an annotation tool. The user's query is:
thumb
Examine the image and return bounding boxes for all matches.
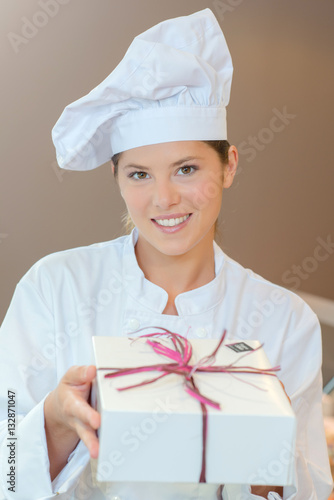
[63,365,96,386]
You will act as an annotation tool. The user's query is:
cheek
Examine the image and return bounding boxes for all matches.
[121,187,148,215]
[190,179,223,211]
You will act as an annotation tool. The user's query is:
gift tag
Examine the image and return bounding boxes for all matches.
[226,342,254,353]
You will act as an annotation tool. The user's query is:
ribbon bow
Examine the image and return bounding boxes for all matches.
[99,327,280,482]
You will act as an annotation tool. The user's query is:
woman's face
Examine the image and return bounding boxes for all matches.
[115,141,237,258]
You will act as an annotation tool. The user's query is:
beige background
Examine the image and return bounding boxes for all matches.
[1,0,334,325]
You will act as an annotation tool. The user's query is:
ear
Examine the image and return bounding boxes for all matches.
[223,145,238,188]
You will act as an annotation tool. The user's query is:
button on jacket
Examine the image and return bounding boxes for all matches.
[0,229,332,499]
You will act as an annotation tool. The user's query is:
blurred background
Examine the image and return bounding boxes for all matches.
[1,1,333,376]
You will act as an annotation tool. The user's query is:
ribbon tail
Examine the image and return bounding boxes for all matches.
[199,401,208,483]
[189,376,208,483]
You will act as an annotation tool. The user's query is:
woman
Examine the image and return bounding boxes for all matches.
[0,8,332,500]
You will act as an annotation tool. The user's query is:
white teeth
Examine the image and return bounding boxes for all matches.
[155,214,190,227]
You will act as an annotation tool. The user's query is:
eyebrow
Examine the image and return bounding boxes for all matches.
[121,156,204,171]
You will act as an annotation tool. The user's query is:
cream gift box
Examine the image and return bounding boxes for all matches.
[91,335,296,485]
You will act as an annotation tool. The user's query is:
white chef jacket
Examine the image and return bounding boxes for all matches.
[0,228,332,500]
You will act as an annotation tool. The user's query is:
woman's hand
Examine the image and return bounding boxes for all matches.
[44,365,101,480]
[251,485,283,497]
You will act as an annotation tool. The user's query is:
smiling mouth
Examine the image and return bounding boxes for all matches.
[153,214,191,227]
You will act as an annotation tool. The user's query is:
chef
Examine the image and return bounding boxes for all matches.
[0,8,332,500]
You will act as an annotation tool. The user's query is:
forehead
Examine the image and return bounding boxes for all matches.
[118,140,215,165]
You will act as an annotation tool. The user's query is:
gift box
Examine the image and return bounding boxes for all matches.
[91,335,296,485]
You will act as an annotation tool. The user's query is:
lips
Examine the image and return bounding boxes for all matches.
[151,213,193,233]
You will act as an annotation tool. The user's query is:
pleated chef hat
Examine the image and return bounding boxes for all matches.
[52,8,233,171]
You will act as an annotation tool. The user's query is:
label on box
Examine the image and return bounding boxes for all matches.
[226,341,254,353]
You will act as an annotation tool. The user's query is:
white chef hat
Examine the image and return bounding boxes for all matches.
[52,8,233,171]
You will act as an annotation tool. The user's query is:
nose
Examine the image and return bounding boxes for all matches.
[152,179,181,210]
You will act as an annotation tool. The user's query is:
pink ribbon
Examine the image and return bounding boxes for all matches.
[99,327,280,483]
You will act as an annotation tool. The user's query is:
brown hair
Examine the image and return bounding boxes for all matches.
[112,140,230,234]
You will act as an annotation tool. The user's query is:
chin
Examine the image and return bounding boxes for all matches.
[136,221,213,257]
[153,238,200,257]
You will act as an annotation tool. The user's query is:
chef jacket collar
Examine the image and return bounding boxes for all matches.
[123,228,225,316]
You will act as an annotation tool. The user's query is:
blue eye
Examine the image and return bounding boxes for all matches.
[177,165,197,175]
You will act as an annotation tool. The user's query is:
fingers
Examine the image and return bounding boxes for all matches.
[49,364,100,434]
[45,364,101,468]
[73,418,100,459]
[59,365,101,453]
[63,390,100,429]
[251,485,283,496]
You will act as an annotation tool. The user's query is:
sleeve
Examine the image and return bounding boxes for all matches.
[223,306,333,500]
[0,275,90,500]
[283,369,333,499]
[281,311,333,499]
